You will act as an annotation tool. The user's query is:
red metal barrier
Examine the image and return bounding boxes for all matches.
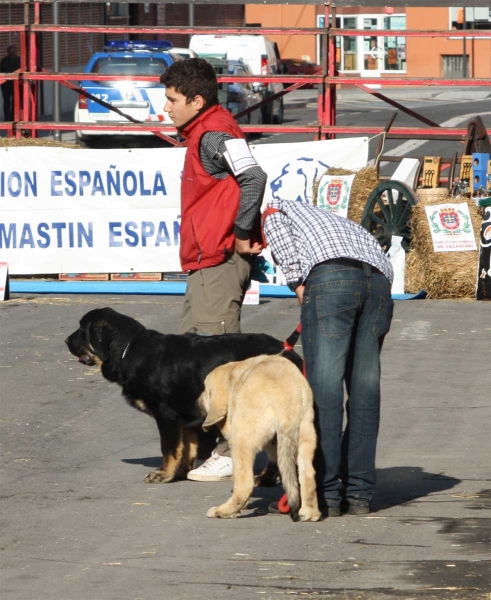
[1,9,490,143]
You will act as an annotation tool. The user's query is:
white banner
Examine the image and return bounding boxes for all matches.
[425,203,477,253]
[0,138,368,274]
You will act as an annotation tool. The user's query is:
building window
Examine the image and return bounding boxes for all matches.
[107,3,129,17]
[383,16,406,71]
[317,14,406,73]
[338,17,357,71]
[442,55,468,78]
[450,7,491,30]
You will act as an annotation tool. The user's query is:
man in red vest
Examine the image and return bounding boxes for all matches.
[160,59,267,481]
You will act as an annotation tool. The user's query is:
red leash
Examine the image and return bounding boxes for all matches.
[264,207,304,514]
[282,322,301,353]
[278,322,303,514]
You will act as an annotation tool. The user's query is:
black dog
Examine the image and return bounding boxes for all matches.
[65,307,303,483]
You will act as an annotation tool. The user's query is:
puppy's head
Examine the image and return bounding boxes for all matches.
[199,363,238,435]
[65,307,118,367]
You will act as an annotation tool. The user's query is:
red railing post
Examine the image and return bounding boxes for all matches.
[318,4,329,141]
[27,1,41,138]
[1,10,490,142]
[328,5,337,140]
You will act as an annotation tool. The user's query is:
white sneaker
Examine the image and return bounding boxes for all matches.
[187,450,233,482]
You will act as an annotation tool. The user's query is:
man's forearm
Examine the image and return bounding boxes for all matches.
[234,165,267,238]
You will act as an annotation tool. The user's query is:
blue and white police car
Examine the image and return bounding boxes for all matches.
[74,40,177,144]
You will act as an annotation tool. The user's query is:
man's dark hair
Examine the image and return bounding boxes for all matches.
[160,58,218,106]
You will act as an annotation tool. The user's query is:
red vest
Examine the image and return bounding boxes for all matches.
[179,104,246,272]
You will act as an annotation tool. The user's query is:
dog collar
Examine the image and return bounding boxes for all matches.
[121,341,131,361]
[121,331,141,361]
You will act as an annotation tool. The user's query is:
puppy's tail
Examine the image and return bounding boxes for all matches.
[277,428,301,521]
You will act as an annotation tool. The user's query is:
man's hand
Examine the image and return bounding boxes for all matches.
[235,238,263,255]
[295,285,305,306]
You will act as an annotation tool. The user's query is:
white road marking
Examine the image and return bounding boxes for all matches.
[370,111,491,165]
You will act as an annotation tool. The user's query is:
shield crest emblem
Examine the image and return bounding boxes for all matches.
[326,181,343,207]
[439,207,460,231]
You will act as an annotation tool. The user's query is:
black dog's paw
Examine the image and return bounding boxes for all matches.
[144,470,175,484]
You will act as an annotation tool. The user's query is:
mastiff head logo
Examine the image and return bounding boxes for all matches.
[270,157,329,203]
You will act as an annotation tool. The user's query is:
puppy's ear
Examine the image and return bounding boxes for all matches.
[202,402,228,431]
[89,319,114,362]
[202,371,229,431]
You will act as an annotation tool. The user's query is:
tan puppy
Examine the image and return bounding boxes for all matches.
[198,354,321,522]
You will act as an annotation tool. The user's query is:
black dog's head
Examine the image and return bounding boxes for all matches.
[65,307,143,368]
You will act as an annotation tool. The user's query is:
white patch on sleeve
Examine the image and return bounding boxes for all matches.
[223,138,257,175]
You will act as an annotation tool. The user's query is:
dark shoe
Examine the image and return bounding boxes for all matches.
[320,505,342,518]
[322,506,341,518]
[266,501,301,521]
[268,501,342,518]
[346,501,370,515]
[267,501,283,515]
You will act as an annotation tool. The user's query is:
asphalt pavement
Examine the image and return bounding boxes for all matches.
[0,293,490,600]
[284,86,491,109]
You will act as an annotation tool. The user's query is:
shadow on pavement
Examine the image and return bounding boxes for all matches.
[121,458,461,513]
[122,455,163,469]
[374,466,461,511]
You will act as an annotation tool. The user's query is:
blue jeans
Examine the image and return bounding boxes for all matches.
[301,261,393,507]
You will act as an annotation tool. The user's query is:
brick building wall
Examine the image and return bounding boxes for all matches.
[246,5,315,62]
[0,3,105,70]
[1,2,245,71]
[406,7,491,79]
[0,2,245,118]
[0,4,24,57]
[0,3,106,118]
[156,4,245,48]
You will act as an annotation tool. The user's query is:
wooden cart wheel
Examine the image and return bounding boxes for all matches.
[361,180,418,252]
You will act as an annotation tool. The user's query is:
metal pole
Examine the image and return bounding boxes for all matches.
[319,4,330,141]
[462,39,467,78]
[53,0,61,140]
[189,2,194,25]
[189,1,194,45]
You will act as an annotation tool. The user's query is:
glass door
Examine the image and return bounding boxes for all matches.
[339,17,358,71]
[362,17,385,72]
[383,15,406,71]
[323,14,407,75]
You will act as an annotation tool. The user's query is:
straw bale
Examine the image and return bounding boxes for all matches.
[405,251,426,293]
[312,166,379,224]
[0,137,80,149]
[405,192,481,299]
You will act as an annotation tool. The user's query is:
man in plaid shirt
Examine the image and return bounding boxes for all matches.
[263,199,394,517]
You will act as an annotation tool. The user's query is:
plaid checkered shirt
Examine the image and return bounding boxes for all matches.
[263,198,394,291]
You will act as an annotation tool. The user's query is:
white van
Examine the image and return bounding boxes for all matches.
[189,34,284,124]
